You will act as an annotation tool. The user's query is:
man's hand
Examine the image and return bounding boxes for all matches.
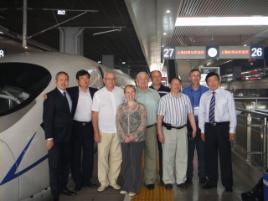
[94,133,101,143]
[46,139,54,151]
[158,133,165,144]
[229,133,235,141]
[191,129,196,139]
[201,133,205,142]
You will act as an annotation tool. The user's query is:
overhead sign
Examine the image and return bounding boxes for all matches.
[250,46,264,59]
[0,49,5,58]
[219,46,249,59]
[162,46,176,59]
[163,45,264,60]
[176,46,206,59]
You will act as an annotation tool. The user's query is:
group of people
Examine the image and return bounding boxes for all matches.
[42,68,237,201]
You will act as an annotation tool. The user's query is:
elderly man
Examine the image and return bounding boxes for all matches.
[199,72,236,192]
[157,78,196,189]
[150,70,170,185]
[92,72,124,192]
[136,71,160,190]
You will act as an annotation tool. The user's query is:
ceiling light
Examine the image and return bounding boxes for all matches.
[97,61,101,64]
[163,32,167,36]
[166,10,171,14]
[175,16,268,26]
[57,10,66,15]
[122,61,126,64]
[0,31,4,35]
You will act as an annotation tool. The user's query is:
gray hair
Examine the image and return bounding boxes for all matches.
[136,71,149,80]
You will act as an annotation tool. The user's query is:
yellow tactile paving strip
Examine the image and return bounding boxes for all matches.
[132,184,174,201]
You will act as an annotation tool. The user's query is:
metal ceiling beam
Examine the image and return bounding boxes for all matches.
[27,11,88,39]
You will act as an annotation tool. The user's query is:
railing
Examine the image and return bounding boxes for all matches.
[234,97,268,169]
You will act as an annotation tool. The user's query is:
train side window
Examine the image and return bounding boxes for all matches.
[0,62,51,116]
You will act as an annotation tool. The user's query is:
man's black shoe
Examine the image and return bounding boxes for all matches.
[61,187,76,196]
[202,181,217,189]
[185,179,192,185]
[53,196,59,201]
[82,181,93,187]
[164,184,173,189]
[176,183,188,188]
[199,177,207,185]
[225,187,233,192]
[74,185,82,191]
[145,184,155,190]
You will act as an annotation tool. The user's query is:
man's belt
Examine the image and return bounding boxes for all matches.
[163,122,186,130]
[73,120,91,126]
[205,121,229,126]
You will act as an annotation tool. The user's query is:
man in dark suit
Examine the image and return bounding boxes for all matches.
[69,70,97,191]
[43,71,75,201]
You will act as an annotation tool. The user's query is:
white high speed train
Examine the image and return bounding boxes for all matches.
[0,52,134,201]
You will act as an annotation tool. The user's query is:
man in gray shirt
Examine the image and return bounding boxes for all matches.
[136,72,160,190]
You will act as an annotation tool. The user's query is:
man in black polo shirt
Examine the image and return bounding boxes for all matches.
[150,70,170,185]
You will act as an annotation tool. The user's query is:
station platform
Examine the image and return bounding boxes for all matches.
[30,151,262,201]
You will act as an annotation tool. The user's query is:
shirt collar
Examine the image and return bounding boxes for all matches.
[57,87,66,95]
[79,87,89,93]
[209,87,220,93]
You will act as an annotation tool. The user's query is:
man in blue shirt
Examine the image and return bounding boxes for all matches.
[183,69,208,186]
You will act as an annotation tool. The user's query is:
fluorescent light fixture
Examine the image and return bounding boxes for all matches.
[57,10,66,15]
[166,9,171,14]
[175,16,268,26]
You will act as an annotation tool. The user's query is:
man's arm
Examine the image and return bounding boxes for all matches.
[188,112,196,138]
[92,111,101,143]
[157,115,164,144]
[228,92,237,141]
[43,94,55,150]
[198,94,206,141]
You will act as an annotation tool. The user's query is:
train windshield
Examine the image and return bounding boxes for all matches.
[0,62,51,116]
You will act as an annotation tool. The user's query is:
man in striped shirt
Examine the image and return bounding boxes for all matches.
[157,78,196,189]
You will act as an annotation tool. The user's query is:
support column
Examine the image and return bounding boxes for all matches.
[102,55,114,69]
[59,27,84,55]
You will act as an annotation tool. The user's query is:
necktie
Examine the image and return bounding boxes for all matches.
[63,92,72,112]
[209,91,215,123]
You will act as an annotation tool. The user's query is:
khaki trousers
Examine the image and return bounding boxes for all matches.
[98,133,122,186]
[162,127,188,184]
[144,125,158,184]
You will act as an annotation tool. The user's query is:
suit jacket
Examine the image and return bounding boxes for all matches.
[43,88,73,142]
[68,86,97,117]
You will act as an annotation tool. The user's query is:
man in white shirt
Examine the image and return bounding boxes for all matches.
[199,72,237,192]
[69,70,97,191]
[92,72,124,192]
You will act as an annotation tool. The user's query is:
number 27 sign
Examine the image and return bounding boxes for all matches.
[162,47,176,59]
